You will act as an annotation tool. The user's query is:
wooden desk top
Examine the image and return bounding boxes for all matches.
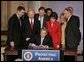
[4,47,62,55]
[64,50,77,56]
[5,47,18,55]
[4,47,77,56]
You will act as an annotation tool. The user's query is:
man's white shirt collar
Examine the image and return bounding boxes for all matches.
[68,15,72,21]
[29,18,34,24]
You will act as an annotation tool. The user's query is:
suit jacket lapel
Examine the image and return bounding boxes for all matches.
[66,15,72,29]
[15,14,21,28]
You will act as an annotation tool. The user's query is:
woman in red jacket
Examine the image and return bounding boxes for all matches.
[46,12,61,49]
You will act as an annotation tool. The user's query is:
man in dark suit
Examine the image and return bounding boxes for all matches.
[28,28,53,49]
[63,7,81,50]
[23,9,40,48]
[34,7,49,28]
[7,6,25,48]
[34,28,53,47]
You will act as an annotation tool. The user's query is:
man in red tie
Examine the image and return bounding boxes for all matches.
[30,17,34,29]
[22,9,40,48]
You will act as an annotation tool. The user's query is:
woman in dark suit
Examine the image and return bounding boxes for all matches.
[46,12,61,49]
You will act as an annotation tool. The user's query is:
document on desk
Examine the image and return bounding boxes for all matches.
[22,50,60,61]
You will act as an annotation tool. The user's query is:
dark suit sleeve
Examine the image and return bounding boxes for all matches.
[48,37,53,47]
[33,35,40,46]
[72,17,81,44]
[44,35,53,47]
[35,20,40,36]
[22,19,29,39]
[7,18,14,45]
[43,15,49,28]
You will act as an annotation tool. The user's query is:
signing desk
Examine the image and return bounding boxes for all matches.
[4,47,77,61]
[4,47,60,61]
[4,47,18,61]
[64,50,77,61]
